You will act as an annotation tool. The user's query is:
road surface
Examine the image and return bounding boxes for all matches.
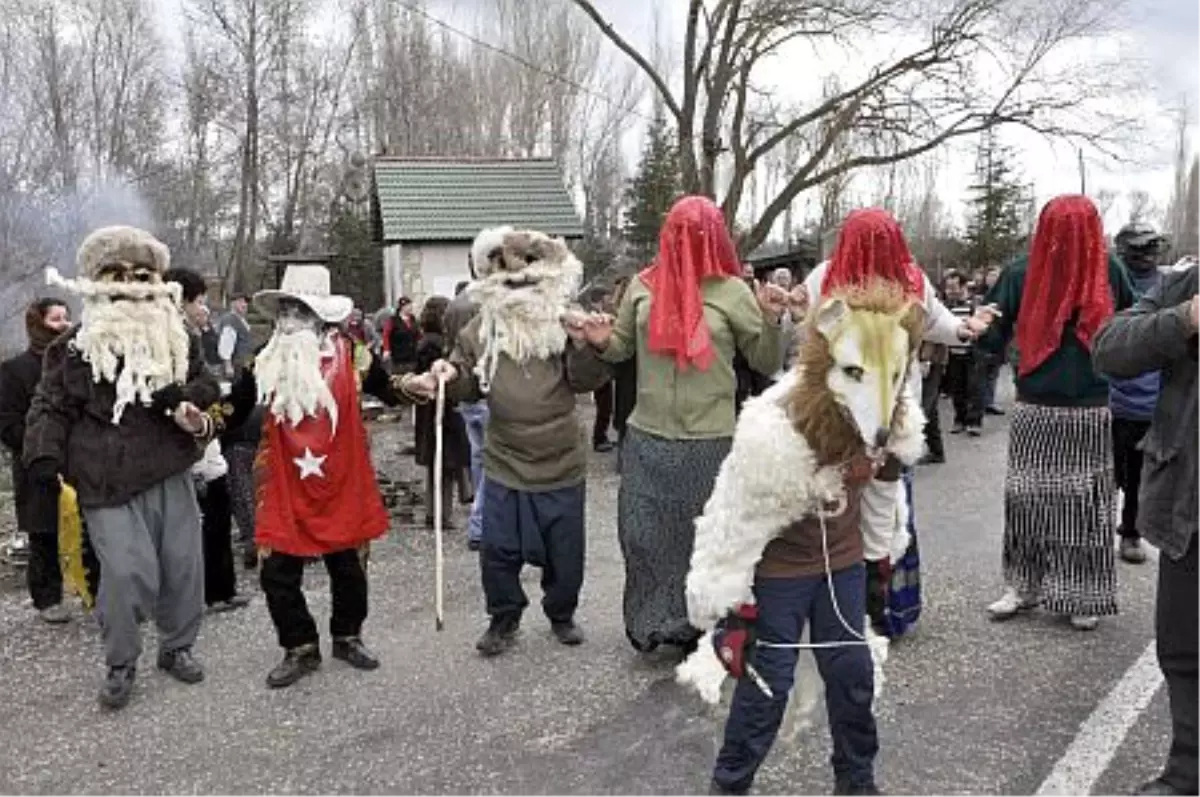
[0,379,1170,794]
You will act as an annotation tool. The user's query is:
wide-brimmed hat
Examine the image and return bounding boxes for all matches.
[253,265,353,324]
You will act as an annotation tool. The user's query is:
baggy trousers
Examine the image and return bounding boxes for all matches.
[479,479,585,625]
[714,565,877,794]
[1156,536,1198,793]
[82,472,204,668]
[260,548,368,650]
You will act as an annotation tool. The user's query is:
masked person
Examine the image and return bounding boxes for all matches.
[427,227,611,656]
[1107,222,1167,564]
[226,265,413,688]
[23,226,220,709]
[0,299,73,622]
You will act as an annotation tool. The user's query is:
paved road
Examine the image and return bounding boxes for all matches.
[0,379,1171,795]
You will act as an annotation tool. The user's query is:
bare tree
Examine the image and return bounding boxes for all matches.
[571,0,1138,253]
[1127,189,1153,224]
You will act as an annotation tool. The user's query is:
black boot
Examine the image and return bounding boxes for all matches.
[157,647,205,684]
[835,780,881,795]
[98,664,136,710]
[266,644,322,688]
[551,620,585,646]
[332,637,380,670]
[476,615,520,657]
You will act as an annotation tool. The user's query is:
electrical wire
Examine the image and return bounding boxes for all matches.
[393,0,658,126]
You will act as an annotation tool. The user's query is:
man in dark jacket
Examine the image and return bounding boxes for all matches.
[1107,222,1167,564]
[25,226,219,710]
[1093,264,1198,797]
[0,298,72,622]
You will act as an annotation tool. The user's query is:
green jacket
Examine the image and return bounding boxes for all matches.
[599,276,782,439]
[979,254,1135,406]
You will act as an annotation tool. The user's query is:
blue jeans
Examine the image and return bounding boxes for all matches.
[714,565,877,793]
[459,400,488,543]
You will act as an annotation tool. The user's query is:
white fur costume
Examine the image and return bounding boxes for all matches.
[676,366,926,718]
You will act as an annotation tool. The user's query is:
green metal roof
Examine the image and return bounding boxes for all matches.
[373,158,583,242]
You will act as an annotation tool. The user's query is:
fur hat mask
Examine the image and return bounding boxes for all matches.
[46,226,180,304]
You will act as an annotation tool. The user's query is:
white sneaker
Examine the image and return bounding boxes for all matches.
[1070,615,1099,631]
[987,587,1037,620]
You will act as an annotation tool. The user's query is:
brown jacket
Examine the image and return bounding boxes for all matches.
[448,317,611,491]
[23,326,219,509]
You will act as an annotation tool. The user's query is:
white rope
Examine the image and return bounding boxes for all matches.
[433,374,446,631]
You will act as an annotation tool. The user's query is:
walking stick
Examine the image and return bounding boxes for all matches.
[433,373,446,631]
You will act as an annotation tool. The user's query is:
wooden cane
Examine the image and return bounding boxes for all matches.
[433,374,446,631]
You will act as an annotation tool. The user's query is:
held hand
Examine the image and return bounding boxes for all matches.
[560,310,589,343]
[755,282,789,323]
[788,285,810,318]
[429,359,458,383]
[581,313,615,348]
[172,401,206,435]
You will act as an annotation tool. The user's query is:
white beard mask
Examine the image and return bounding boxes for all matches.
[46,270,191,425]
[468,261,578,393]
[255,312,339,436]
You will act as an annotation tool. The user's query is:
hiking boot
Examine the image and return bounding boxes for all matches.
[835,781,881,795]
[1070,615,1099,631]
[919,452,946,465]
[98,665,136,710]
[476,616,520,657]
[157,647,205,684]
[39,603,70,624]
[332,637,380,670]
[551,621,585,646]
[266,644,322,688]
[1119,537,1147,564]
[594,439,615,453]
[208,594,252,613]
[987,587,1038,620]
[708,780,748,796]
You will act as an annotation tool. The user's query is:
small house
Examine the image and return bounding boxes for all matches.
[372,157,583,305]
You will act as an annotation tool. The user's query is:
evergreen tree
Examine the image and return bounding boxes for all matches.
[964,130,1028,270]
[622,110,681,267]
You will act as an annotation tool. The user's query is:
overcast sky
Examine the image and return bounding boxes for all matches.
[165,0,1199,235]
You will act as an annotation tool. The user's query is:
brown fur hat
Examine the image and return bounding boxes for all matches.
[76,226,170,280]
[470,226,579,279]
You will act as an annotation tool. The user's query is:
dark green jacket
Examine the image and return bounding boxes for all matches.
[978,254,1135,406]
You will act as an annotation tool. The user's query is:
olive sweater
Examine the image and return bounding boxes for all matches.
[978,254,1135,406]
[597,277,783,440]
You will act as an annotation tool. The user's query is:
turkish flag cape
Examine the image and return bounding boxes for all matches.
[255,335,390,557]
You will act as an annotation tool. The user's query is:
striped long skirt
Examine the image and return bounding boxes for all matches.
[866,468,921,638]
[1003,402,1118,616]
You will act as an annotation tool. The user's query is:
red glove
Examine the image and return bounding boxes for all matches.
[712,603,759,679]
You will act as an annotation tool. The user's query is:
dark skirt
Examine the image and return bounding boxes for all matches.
[1003,402,1117,616]
[618,426,731,651]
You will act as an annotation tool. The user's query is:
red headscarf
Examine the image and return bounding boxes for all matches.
[640,196,742,371]
[1015,195,1113,377]
[821,208,925,299]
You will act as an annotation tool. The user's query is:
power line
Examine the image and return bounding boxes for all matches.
[393,0,658,127]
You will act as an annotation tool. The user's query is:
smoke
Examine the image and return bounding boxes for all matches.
[0,180,158,354]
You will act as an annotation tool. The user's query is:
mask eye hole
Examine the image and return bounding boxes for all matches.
[524,254,538,265]
[132,269,154,283]
[842,365,864,381]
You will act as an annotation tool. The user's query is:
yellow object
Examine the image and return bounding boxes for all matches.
[57,481,93,610]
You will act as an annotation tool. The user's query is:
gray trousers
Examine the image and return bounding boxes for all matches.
[83,472,204,668]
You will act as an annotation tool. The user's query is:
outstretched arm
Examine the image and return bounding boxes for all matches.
[1093,272,1197,378]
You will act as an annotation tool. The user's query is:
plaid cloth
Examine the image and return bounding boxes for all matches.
[866,468,921,638]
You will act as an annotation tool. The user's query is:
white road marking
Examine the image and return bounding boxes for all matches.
[1035,641,1164,796]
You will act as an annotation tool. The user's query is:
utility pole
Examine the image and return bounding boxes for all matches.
[1078,149,1086,194]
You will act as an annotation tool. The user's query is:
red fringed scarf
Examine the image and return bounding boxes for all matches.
[1015,195,1113,377]
[640,196,743,371]
[821,208,925,300]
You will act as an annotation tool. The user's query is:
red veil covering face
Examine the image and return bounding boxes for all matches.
[1015,195,1113,377]
[821,208,925,300]
[640,195,743,371]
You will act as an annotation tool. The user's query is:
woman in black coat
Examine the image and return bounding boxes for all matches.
[413,297,469,528]
[0,299,79,622]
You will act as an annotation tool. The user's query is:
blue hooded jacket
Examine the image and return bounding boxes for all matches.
[1108,267,1163,421]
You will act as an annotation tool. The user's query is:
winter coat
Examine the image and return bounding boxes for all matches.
[1107,267,1163,421]
[413,333,469,472]
[0,349,45,531]
[23,326,220,509]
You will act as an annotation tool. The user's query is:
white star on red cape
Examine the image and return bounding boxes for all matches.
[293,447,327,480]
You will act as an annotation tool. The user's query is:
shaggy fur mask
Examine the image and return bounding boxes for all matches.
[45,226,190,425]
[466,226,582,392]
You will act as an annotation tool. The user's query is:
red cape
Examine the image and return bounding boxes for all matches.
[255,335,389,556]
